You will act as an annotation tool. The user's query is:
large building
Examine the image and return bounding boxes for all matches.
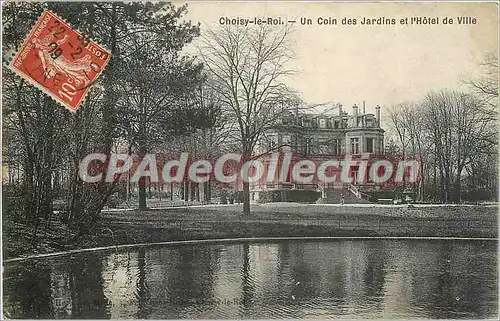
[251,102,386,202]
[258,102,384,157]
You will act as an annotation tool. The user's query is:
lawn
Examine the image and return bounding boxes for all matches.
[4,203,497,260]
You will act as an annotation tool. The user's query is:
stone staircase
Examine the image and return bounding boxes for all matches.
[316,185,372,204]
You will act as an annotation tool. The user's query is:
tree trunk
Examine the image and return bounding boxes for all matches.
[452,181,461,203]
[452,163,464,202]
[203,181,210,203]
[242,182,250,215]
[207,180,211,202]
[138,140,148,210]
[138,177,147,210]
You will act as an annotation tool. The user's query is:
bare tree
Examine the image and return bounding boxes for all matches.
[387,87,497,203]
[387,103,428,199]
[464,53,498,107]
[423,90,496,202]
[387,103,410,159]
[199,24,297,215]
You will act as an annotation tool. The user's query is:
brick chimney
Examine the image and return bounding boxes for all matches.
[362,101,366,127]
[375,105,381,127]
[352,104,358,127]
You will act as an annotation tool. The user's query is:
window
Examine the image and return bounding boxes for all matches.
[334,120,339,129]
[366,138,374,153]
[319,118,326,128]
[332,139,342,155]
[350,138,359,154]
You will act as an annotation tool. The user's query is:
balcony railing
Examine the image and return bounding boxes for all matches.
[348,184,371,201]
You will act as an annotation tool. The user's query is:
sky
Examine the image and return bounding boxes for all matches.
[181,1,498,115]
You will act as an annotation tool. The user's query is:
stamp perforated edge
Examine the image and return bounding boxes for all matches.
[7,9,112,113]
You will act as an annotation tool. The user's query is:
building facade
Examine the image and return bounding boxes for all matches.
[250,102,386,201]
[258,102,384,157]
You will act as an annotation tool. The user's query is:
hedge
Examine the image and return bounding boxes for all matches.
[256,189,321,203]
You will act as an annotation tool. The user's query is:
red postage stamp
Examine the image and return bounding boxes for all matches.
[9,10,111,112]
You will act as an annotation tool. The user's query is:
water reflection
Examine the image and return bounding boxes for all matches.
[3,240,497,319]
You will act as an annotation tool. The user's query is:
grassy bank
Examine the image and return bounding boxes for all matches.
[3,203,497,259]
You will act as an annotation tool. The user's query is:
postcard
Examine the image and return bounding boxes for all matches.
[2,1,498,319]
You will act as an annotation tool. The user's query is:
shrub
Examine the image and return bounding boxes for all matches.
[257,189,321,203]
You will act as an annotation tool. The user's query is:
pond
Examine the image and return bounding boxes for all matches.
[3,239,497,319]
